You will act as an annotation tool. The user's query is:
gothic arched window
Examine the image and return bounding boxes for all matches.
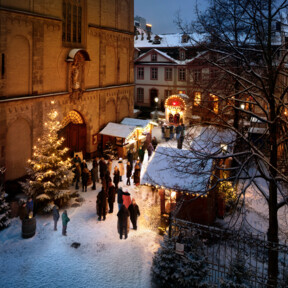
[62,0,85,46]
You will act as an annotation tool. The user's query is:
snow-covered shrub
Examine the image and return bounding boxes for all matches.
[151,233,210,287]
[220,252,252,288]
[0,184,10,230]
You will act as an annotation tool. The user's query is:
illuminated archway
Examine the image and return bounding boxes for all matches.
[165,94,188,124]
[59,110,86,157]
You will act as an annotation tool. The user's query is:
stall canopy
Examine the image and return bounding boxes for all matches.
[141,146,213,193]
[121,118,152,128]
[99,122,135,139]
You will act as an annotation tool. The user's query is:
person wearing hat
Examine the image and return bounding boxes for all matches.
[118,158,124,182]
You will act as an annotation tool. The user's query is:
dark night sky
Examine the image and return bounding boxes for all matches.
[134,0,209,34]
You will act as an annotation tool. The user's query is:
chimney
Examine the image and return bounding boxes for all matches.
[146,24,152,41]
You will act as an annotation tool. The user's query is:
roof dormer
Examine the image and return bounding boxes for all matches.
[181,33,190,43]
[153,35,162,44]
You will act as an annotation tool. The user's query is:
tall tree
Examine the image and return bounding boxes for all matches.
[177,0,288,285]
[21,101,73,212]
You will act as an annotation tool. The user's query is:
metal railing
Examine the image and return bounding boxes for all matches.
[169,218,288,287]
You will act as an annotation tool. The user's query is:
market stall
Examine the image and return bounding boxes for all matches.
[141,146,217,226]
[98,123,137,159]
[164,94,189,125]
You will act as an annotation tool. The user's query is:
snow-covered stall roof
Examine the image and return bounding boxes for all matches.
[99,122,135,139]
[141,146,213,193]
[191,126,236,155]
[121,118,151,128]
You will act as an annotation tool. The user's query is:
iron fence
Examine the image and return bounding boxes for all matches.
[169,218,288,287]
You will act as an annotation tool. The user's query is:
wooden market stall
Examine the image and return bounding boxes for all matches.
[141,146,217,226]
[98,119,157,159]
[141,126,236,226]
[98,123,137,159]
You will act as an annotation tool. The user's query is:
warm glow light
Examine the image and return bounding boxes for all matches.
[171,191,176,199]
[240,103,245,109]
[221,144,228,153]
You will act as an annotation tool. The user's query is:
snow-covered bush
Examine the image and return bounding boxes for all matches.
[151,233,210,287]
[220,252,252,288]
[20,102,73,212]
[0,184,10,230]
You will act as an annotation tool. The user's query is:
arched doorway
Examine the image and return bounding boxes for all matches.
[150,89,158,107]
[59,111,86,158]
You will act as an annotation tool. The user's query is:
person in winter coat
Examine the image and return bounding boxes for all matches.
[99,157,107,180]
[133,162,141,186]
[127,149,134,169]
[26,197,34,216]
[97,187,107,221]
[19,202,28,220]
[107,158,112,175]
[82,167,90,192]
[151,136,158,151]
[128,198,140,230]
[126,161,132,186]
[92,157,100,182]
[113,166,120,189]
[118,158,124,182]
[75,162,81,189]
[175,124,182,140]
[117,204,130,239]
[107,180,116,213]
[117,187,123,211]
[52,205,60,231]
[72,154,81,167]
[138,146,145,163]
[62,210,70,236]
[105,169,112,192]
[90,164,98,190]
[147,142,154,160]
[122,190,132,209]
[81,159,88,173]
[164,126,170,141]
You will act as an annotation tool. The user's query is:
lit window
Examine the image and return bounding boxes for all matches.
[194,92,201,106]
[210,94,218,113]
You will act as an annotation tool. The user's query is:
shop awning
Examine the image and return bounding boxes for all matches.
[99,122,135,139]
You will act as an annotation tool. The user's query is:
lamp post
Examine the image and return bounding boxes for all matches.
[154,97,159,122]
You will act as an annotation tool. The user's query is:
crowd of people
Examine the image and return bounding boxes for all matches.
[161,123,185,149]
[69,151,144,239]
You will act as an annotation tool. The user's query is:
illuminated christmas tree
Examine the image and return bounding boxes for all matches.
[21,101,73,212]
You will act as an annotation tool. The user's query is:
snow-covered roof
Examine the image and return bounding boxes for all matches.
[99,122,135,139]
[121,118,151,128]
[191,126,236,154]
[135,32,201,48]
[141,146,213,193]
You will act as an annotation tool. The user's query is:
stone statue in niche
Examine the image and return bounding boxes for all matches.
[71,63,80,90]
[70,53,85,102]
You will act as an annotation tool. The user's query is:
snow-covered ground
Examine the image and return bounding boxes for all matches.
[0,157,162,288]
